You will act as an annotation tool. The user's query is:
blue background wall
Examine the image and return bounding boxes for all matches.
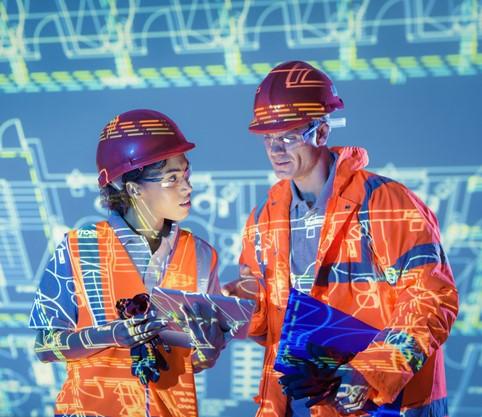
[0,1,480,416]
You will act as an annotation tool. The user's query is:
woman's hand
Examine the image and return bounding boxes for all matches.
[94,311,167,348]
[182,302,231,372]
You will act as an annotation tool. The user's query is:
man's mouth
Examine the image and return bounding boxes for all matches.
[273,160,290,167]
[180,199,191,208]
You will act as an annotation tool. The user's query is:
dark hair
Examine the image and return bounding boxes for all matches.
[100,160,167,215]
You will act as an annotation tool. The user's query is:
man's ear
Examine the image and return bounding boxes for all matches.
[316,122,330,147]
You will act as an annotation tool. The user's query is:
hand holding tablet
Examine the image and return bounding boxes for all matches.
[150,287,256,348]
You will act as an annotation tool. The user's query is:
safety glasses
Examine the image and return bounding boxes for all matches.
[263,117,346,150]
[140,166,192,188]
[263,121,320,149]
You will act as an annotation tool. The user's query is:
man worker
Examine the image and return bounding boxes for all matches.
[224,61,459,417]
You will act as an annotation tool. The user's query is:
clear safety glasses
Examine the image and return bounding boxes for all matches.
[263,117,346,149]
[140,166,192,189]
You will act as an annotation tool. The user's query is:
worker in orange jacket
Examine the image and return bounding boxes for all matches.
[29,109,229,417]
[224,61,459,417]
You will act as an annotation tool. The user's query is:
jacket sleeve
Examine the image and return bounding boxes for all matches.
[29,235,78,331]
[351,181,459,405]
[239,207,269,345]
[206,246,221,295]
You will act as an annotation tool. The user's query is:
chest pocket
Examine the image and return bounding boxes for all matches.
[358,218,398,286]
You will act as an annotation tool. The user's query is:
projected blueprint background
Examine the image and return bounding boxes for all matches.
[0,1,481,416]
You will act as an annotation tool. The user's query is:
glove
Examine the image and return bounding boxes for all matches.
[130,337,169,385]
[93,311,166,348]
[279,358,340,407]
[116,293,170,385]
[279,341,376,413]
[332,362,376,415]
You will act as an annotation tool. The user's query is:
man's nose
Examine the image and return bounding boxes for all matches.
[266,138,286,154]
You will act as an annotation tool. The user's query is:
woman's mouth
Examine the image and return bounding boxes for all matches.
[180,199,191,208]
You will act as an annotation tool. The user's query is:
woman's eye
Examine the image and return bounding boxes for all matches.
[168,175,178,182]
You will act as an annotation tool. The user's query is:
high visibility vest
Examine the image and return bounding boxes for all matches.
[55,220,214,417]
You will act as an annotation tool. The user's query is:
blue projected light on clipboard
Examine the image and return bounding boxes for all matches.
[274,288,403,417]
[275,288,380,375]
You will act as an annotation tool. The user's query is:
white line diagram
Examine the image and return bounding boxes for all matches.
[0,117,480,416]
[0,0,480,90]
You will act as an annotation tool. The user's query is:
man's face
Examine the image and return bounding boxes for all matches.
[263,123,325,181]
[133,154,192,225]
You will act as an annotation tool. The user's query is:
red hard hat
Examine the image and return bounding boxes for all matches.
[249,61,344,134]
[96,109,195,187]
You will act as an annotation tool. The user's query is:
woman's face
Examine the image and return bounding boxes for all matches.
[128,154,192,230]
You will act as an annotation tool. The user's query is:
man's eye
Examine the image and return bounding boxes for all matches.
[167,175,178,182]
[282,137,297,143]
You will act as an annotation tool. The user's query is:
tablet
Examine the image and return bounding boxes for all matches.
[150,287,256,340]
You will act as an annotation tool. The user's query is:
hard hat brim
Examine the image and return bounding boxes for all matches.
[98,141,195,188]
[248,117,313,135]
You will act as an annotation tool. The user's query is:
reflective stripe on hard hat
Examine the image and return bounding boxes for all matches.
[96,109,195,188]
[249,61,344,134]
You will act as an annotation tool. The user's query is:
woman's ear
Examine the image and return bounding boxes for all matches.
[126,182,141,198]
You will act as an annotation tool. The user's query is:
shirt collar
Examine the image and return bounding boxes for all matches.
[290,181,306,211]
[107,211,179,255]
[108,211,139,245]
[159,221,179,255]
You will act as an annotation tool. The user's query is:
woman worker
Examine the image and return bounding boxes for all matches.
[29,109,227,417]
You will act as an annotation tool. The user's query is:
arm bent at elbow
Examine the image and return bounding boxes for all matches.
[34,312,167,362]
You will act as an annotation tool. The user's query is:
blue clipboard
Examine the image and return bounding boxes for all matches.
[274,288,380,375]
[274,289,404,416]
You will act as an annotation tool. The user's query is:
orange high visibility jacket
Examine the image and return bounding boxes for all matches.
[56,220,217,417]
[240,146,459,417]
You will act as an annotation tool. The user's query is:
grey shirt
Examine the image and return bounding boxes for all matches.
[289,152,338,417]
[289,152,338,293]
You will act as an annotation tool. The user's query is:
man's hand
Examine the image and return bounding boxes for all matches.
[279,359,340,407]
[222,264,260,300]
[278,342,375,414]
[332,362,374,415]
[182,302,231,372]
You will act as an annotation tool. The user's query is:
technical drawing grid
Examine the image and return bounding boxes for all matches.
[0,1,481,417]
